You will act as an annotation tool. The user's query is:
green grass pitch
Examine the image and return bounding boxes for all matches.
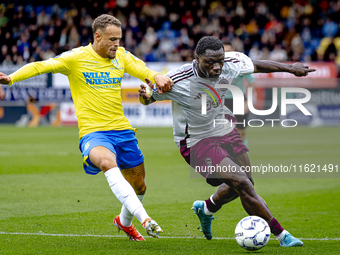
[0,125,339,254]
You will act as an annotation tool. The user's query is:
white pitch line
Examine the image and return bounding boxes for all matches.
[0,152,73,156]
[0,232,339,241]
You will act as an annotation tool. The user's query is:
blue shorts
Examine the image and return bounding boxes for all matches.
[79,130,144,175]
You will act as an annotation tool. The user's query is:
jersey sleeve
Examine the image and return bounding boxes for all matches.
[151,73,172,102]
[224,52,254,76]
[152,67,190,105]
[151,69,184,102]
[8,50,76,85]
[47,50,77,76]
[152,90,171,101]
[122,49,160,83]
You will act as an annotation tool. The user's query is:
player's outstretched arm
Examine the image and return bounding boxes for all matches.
[139,78,156,106]
[252,60,316,77]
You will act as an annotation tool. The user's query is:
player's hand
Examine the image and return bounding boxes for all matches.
[290,63,316,77]
[0,72,11,85]
[138,78,153,100]
[154,74,173,94]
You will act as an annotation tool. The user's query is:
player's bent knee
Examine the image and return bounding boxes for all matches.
[230,176,253,195]
[98,158,118,172]
[138,183,147,194]
[133,181,147,195]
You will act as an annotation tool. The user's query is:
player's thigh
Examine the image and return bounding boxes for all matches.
[210,156,253,191]
[79,131,118,174]
[89,146,118,171]
[234,152,253,183]
[115,130,144,170]
[121,162,146,194]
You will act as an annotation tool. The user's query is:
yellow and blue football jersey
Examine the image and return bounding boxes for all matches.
[8,44,159,138]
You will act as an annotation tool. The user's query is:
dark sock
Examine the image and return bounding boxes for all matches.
[205,197,221,213]
[269,218,284,236]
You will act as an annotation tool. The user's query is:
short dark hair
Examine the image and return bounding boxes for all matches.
[92,14,121,34]
[196,36,224,57]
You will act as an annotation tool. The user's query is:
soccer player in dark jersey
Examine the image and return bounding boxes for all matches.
[139,36,314,247]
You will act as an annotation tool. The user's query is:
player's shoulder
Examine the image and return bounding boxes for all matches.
[117,46,126,54]
[116,46,141,61]
[224,51,247,65]
[223,51,253,73]
[167,63,194,84]
[54,46,86,60]
[69,45,90,56]
[115,47,126,59]
[73,45,86,53]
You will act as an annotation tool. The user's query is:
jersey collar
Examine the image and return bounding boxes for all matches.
[87,43,113,61]
[87,43,102,59]
[192,60,199,77]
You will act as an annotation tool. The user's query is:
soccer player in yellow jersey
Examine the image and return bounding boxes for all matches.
[0,14,173,241]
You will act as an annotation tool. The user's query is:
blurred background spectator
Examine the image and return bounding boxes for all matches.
[1,0,340,64]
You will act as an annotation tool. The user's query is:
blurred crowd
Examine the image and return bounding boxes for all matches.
[1,0,340,65]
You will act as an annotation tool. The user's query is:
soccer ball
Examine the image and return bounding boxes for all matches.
[235,216,271,251]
